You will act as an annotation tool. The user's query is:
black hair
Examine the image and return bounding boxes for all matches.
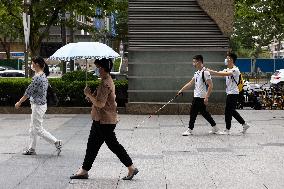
[193,55,203,63]
[31,56,50,76]
[227,52,237,63]
[43,63,50,76]
[94,58,113,73]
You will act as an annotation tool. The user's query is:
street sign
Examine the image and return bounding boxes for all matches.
[23,13,30,49]
[11,52,25,57]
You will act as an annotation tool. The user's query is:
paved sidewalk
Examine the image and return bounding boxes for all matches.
[0,110,284,189]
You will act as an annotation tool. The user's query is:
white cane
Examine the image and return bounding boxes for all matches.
[135,93,182,128]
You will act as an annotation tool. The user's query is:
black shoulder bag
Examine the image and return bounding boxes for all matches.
[47,84,59,106]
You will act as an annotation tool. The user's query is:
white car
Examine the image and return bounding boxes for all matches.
[0,65,15,71]
[270,69,284,85]
[0,70,25,77]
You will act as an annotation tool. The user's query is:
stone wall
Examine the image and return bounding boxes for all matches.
[197,0,234,37]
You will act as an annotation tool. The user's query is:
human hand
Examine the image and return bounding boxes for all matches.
[85,97,91,102]
[204,97,209,105]
[177,90,183,96]
[84,86,91,96]
[15,101,21,109]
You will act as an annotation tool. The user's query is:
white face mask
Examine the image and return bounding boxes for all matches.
[224,58,228,66]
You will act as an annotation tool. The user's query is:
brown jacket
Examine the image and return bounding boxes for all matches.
[91,75,118,124]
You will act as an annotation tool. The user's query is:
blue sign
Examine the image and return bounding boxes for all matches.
[11,52,25,57]
[94,8,104,30]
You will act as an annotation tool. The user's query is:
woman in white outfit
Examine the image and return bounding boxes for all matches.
[15,56,62,155]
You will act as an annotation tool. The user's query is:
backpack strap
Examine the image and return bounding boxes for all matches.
[231,72,242,86]
[202,71,209,89]
[230,67,241,85]
[231,75,238,85]
[202,70,206,83]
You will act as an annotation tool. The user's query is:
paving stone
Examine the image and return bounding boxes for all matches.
[0,110,283,189]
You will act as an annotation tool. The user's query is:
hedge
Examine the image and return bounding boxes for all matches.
[0,78,128,107]
[61,70,97,82]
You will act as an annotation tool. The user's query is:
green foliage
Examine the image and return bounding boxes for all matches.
[233,0,284,58]
[0,0,128,56]
[0,78,31,106]
[0,0,23,59]
[0,78,128,107]
[113,0,128,39]
[61,70,97,82]
[114,79,128,88]
[113,58,121,72]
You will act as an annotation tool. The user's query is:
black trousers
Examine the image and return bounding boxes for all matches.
[225,94,245,130]
[82,121,133,171]
[188,97,216,130]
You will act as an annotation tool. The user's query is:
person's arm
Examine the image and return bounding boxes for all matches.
[15,95,28,109]
[177,77,195,95]
[207,68,233,77]
[204,79,213,105]
[84,85,109,108]
[85,90,97,103]
[15,77,37,109]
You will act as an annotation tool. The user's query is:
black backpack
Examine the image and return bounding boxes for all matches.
[47,84,59,106]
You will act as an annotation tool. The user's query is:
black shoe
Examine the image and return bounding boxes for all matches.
[22,148,36,155]
[122,168,139,180]
[70,173,89,179]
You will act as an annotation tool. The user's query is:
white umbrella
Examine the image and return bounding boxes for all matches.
[49,42,120,60]
[48,42,120,83]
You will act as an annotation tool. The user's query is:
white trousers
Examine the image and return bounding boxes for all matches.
[28,103,57,150]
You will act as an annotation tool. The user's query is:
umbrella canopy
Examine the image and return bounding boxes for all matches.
[49,42,120,61]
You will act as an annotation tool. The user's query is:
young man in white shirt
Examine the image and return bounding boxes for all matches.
[208,53,250,135]
[178,55,221,136]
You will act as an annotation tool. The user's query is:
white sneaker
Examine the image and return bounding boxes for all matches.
[241,123,250,134]
[182,128,193,136]
[209,126,222,134]
[220,129,231,135]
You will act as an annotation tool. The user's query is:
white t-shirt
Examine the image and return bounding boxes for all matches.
[223,66,240,95]
[194,67,211,98]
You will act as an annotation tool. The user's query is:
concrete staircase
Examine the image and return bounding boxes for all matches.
[128,0,229,50]
[127,0,231,114]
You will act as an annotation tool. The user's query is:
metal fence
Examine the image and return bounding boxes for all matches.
[236,58,284,73]
[0,59,23,70]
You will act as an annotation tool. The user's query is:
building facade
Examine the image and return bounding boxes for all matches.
[127,0,234,113]
[270,40,284,59]
[1,11,116,59]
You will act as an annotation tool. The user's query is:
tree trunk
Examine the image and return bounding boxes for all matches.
[61,12,67,74]
[0,37,11,59]
[70,26,75,71]
[30,32,41,57]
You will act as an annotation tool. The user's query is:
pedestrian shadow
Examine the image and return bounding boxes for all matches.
[69,177,121,187]
[13,151,61,159]
[181,133,250,137]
